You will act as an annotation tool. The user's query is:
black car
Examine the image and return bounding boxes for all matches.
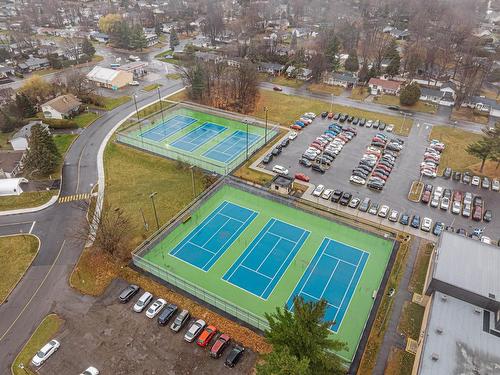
[271,147,281,156]
[452,171,462,181]
[299,158,312,167]
[462,172,471,184]
[359,118,366,126]
[225,346,245,368]
[484,210,493,222]
[456,228,467,236]
[443,167,452,179]
[352,170,369,179]
[316,156,332,166]
[373,120,380,129]
[367,181,384,191]
[311,164,326,173]
[379,122,386,130]
[356,164,372,173]
[323,150,337,159]
[118,284,140,303]
[321,111,328,118]
[352,117,359,125]
[388,105,400,111]
[333,113,341,120]
[399,213,410,225]
[410,215,421,229]
[347,116,354,122]
[331,190,343,203]
[262,154,273,164]
[339,114,348,122]
[170,309,190,332]
[280,138,290,148]
[158,303,178,326]
[339,192,352,206]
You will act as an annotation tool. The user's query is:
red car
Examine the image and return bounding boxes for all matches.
[294,173,310,182]
[196,325,217,347]
[273,86,283,91]
[210,333,231,358]
[327,112,334,119]
[290,124,302,131]
[421,190,431,204]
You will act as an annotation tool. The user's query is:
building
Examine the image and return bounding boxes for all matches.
[117,61,148,79]
[368,78,402,95]
[17,56,49,73]
[0,177,28,196]
[0,150,25,177]
[258,62,285,75]
[285,66,312,81]
[144,32,159,47]
[9,121,50,151]
[270,175,294,195]
[390,28,410,40]
[89,31,109,43]
[41,94,81,120]
[419,87,443,104]
[413,232,500,375]
[438,81,457,107]
[323,72,358,88]
[462,96,500,118]
[86,66,133,90]
[194,51,222,64]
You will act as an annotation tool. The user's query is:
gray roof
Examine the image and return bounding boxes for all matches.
[466,96,500,110]
[259,62,285,71]
[272,175,293,187]
[432,231,500,300]
[331,72,358,84]
[12,121,49,140]
[441,91,454,102]
[441,81,457,91]
[420,87,442,97]
[418,291,500,375]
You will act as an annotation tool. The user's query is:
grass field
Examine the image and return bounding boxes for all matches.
[408,241,433,294]
[0,191,56,212]
[141,185,393,362]
[267,75,304,89]
[398,301,425,340]
[374,95,437,114]
[252,90,411,136]
[307,83,344,96]
[12,314,64,375]
[73,112,100,128]
[385,347,414,375]
[350,87,370,101]
[54,134,77,155]
[451,108,489,124]
[0,235,39,303]
[144,83,162,92]
[93,95,131,111]
[166,73,182,80]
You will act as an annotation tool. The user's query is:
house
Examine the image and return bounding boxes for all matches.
[0,177,28,196]
[368,78,402,95]
[258,62,285,76]
[439,81,457,106]
[0,64,14,78]
[286,66,312,81]
[291,28,310,38]
[42,94,81,120]
[390,28,410,40]
[9,121,50,151]
[412,232,500,375]
[323,72,358,88]
[117,61,148,78]
[419,87,443,104]
[462,96,500,118]
[87,66,133,90]
[89,31,109,43]
[0,150,25,177]
[194,51,222,63]
[144,32,159,47]
[0,87,14,105]
[270,174,294,195]
[17,56,49,73]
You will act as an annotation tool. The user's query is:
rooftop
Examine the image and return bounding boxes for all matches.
[42,94,81,114]
[87,66,120,83]
[368,78,401,90]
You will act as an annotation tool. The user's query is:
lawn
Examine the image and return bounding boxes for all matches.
[267,75,304,89]
[134,100,173,119]
[166,73,182,80]
[408,241,433,294]
[252,90,411,136]
[0,235,39,303]
[143,83,162,92]
[0,191,56,212]
[451,108,489,124]
[53,134,77,155]
[398,301,425,340]
[73,112,100,128]
[385,348,415,375]
[155,49,173,59]
[0,130,13,150]
[350,87,370,101]
[307,83,344,96]
[166,89,188,102]
[373,95,437,114]
[97,95,131,111]
[12,314,64,375]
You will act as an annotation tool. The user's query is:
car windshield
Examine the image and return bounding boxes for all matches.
[36,350,46,358]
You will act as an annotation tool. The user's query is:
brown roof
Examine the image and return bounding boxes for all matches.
[43,94,81,114]
[368,78,401,90]
[0,150,24,173]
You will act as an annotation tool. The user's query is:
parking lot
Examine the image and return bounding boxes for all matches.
[261,114,500,241]
[36,280,256,375]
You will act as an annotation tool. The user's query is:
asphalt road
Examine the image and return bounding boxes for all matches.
[263,116,500,240]
[0,81,184,373]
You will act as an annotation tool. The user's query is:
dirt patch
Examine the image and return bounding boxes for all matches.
[41,280,257,375]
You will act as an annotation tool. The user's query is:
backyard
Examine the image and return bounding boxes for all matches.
[373,95,437,114]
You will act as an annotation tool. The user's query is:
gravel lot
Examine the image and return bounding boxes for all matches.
[263,116,500,240]
[37,280,256,375]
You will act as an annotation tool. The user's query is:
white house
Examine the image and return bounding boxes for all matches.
[439,81,457,107]
[323,72,358,88]
[419,87,443,104]
[87,66,133,89]
[368,78,402,95]
[462,96,500,118]
[9,121,50,151]
[41,94,81,119]
[286,66,312,81]
[0,177,28,196]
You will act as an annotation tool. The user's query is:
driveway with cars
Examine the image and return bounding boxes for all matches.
[36,280,255,375]
[260,115,500,240]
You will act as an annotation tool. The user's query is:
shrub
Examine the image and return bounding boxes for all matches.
[42,118,78,129]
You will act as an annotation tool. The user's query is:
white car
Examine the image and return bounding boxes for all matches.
[481,236,492,244]
[312,184,325,197]
[451,201,461,214]
[388,209,399,222]
[421,169,437,178]
[32,339,60,367]
[366,120,373,128]
[350,175,366,185]
[184,319,206,342]
[471,176,480,186]
[440,197,450,211]
[421,217,432,232]
[288,131,298,140]
[492,179,500,191]
[463,192,473,206]
[129,80,140,86]
[272,165,289,175]
[378,205,390,218]
[304,112,316,119]
[386,124,394,132]
[462,203,471,217]
[80,367,100,375]
[133,291,153,313]
[321,189,333,199]
[145,298,167,318]
[434,186,444,197]
[430,195,440,208]
[348,198,360,208]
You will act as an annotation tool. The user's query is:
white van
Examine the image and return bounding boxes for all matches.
[133,291,153,313]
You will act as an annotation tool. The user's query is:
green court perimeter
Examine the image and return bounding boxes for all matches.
[142,185,393,362]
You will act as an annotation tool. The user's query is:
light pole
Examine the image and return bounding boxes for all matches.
[264,106,269,143]
[157,86,165,124]
[133,94,140,121]
[245,120,249,160]
[330,93,334,113]
[18,363,29,375]
[190,165,196,198]
[149,192,160,230]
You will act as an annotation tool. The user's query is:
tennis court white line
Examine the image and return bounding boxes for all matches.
[267,231,300,244]
[239,264,272,280]
[322,252,360,268]
[318,258,340,298]
[256,237,283,272]
[218,212,246,224]
[200,215,232,247]
[184,241,216,255]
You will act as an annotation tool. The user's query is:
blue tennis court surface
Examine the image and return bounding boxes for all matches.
[204,130,262,163]
[141,115,197,142]
[286,238,368,333]
[171,122,227,152]
[170,201,257,271]
[223,219,309,299]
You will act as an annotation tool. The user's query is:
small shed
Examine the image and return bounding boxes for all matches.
[270,175,294,195]
[0,177,28,196]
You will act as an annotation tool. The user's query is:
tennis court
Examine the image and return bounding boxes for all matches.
[141,115,197,142]
[204,130,262,163]
[223,219,310,299]
[170,201,258,271]
[286,238,369,333]
[171,123,227,152]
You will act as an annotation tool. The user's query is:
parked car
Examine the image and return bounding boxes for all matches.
[339,192,352,206]
[492,178,500,191]
[262,154,273,164]
[348,197,360,208]
[350,175,366,185]
[484,210,493,222]
[359,197,371,212]
[321,188,333,200]
[225,346,245,368]
[482,177,490,189]
[289,131,298,140]
[440,197,450,211]
[312,184,325,197]
[80,367,99,375]
[311,164,326,173]
[272,165,289,175]
[210,333,231,358]
[462,172,471,184]
[368,203,379,215]
[399,213,410,225]
[443,167,452,179]
[294,173,310,182]
[197,325,217,347]
[410,215,421,229]
[462,203,471,218]
[433,222,445,236]
[118,284,139,303]
[331,190,343,203]
[421,217,432,232]
[377,205,390,218]
[471,176,480,186]
[31,340,60,367]
[472,205,483,221]
[133,292,153,313]
[299,158,312,167]
[388,209,399,222]
[170,309,190,332]
[146,298,167,319]
[184,319,206,343]
[451,201,461,214]
[273,86,282,91]
[158,303,178,326]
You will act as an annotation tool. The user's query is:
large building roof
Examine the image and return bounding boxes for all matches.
[42,94,81,114]
[368,78,401,90]
[432,231,500,300]
[87,66,120,84]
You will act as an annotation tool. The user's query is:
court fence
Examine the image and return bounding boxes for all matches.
[116,102,280,176]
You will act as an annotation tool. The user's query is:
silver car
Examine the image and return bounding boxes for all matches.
[184,319,206,342]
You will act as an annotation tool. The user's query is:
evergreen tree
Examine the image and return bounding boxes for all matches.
[82,38,96,57]
[191,64,205,100]
[384,40,400,77]
[15,93,36,118]
[290,32,297,51]
[155,22,162,36]
[344,51,359,72]
[130,25,147,50]
[22,125,61,177]
[467,139,493,172]
[325,35,340,71]
[111,21,130,49]
[257,347,310,375]
[170,28,179,49]
[0,110,16,133]
[399,82,421,105]
[367,65,379,81]
[358,61,369,82]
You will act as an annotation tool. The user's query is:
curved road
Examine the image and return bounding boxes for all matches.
[0,80,183,373]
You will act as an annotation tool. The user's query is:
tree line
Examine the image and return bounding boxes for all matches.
[98,14,149,51]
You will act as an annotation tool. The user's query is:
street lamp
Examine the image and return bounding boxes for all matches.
[264,106,269,143]
[245,120,249,160]
[157,87,165,124]
[149,192,160,230]
[190,165,196,198]
[18,363,29,375]
[330,93,334,113]
[133,94,140,121]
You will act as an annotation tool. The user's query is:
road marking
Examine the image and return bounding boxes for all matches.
[0,221,33,228]
[75,142,87,194]
[58,193,91,203]
[29,221,36,234]
[0,240,66,343]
